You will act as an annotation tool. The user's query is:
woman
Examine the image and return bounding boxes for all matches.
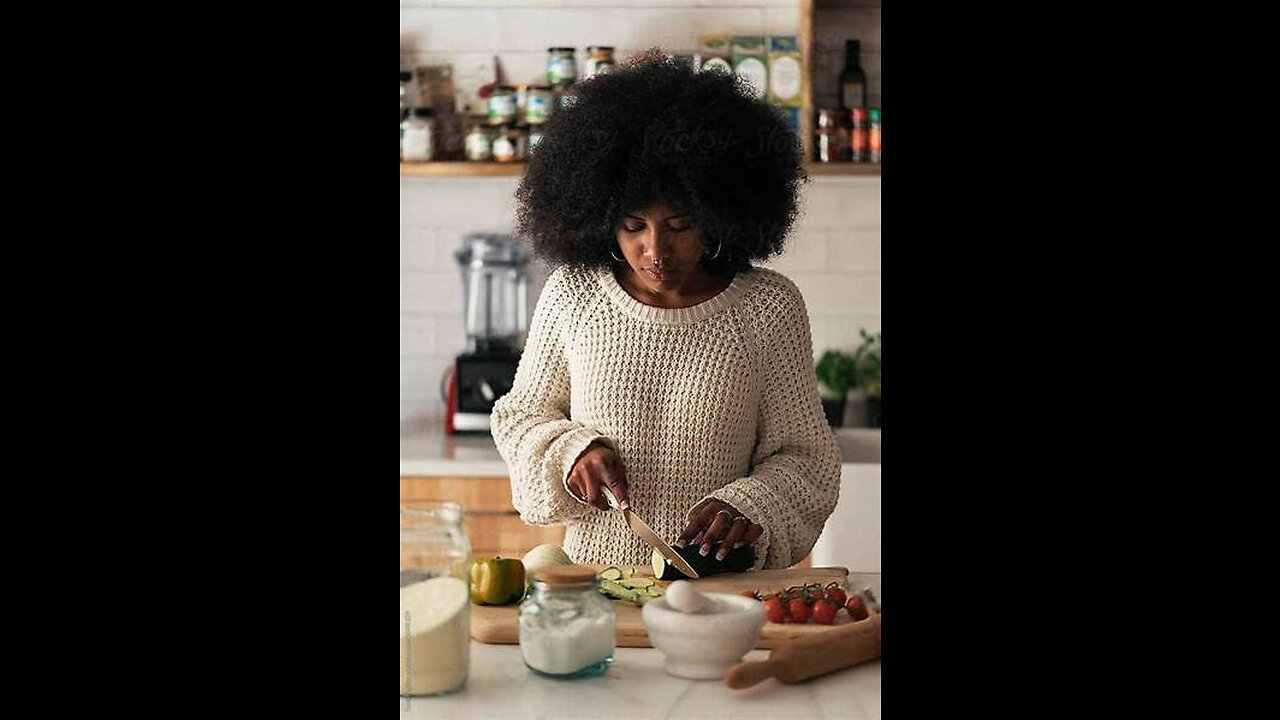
[491,56,841,571]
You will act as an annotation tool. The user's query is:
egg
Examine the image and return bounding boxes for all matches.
[665,580,710,614]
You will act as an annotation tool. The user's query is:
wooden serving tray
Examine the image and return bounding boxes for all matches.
[471,566,856,650]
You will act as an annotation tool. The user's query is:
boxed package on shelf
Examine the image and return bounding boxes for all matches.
[698,35,733,75]
[415,65,464,160]
[767,36,803,108]
[732,36,768,100]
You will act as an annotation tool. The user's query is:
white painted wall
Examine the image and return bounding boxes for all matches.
[400,1,882,427]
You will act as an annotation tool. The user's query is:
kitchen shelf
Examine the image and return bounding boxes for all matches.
[399,162,524,177]
[804,164,882,176]
[401,162,879,178]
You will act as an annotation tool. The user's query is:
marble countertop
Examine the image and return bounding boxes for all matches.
[399,421,880,478]
[400,421,509,477]
[399,642,882,719]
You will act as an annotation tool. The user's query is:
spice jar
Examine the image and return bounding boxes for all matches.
[584,46,616,78]
[849,107,869,164]
[524,85,554,124]
[815,108,848,163]
[547,47,577,85]
[869,107,882,164]
[518,566,617,679]
[492,125,518,163]
[465,124,493,161]
[400,501,473,697]
[487,85,518,126]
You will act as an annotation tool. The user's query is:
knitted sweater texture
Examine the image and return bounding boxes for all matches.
[491,265,842,570]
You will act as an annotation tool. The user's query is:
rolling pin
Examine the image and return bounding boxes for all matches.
[725,614,882,689]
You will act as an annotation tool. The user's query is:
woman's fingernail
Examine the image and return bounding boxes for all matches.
[716,548,728,562]
[700,544,711,557]
[674,541,685,549]
[734,542,744,549]
[620,501,630,510]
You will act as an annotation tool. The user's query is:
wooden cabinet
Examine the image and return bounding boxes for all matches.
[402,475,821,569]
[401,476,565,559]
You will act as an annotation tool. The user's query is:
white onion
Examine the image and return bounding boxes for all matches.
[522,544,573,581]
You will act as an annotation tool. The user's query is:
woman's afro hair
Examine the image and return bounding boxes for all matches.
[515,53,805,273]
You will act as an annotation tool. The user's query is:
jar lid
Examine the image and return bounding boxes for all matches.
[412,107,434,118]
[587,46,614,52]
[530,85,553,91]
[534,565,598,590]
[549,47,576,53]
[869,108,881,122]
[494,85,516,93]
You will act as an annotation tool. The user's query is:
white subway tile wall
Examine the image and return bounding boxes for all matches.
[400,1,881,425]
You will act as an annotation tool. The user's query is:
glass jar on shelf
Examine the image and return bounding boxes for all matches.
[524,85,554,124]
[547,47,577,85]
[584,46,615,78]
[465,123,493,161]
[401,107,435,163]
[487,85,518,126]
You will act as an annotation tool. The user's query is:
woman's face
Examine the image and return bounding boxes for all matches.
[615,203,710,294]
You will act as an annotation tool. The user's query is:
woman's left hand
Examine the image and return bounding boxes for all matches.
[676,499,764,562]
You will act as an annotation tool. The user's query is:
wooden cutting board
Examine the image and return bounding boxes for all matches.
[471,566,856,650]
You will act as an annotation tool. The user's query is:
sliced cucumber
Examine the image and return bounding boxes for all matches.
[599,567,624,582]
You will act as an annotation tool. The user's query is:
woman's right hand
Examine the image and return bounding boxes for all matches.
[567,441,631,512]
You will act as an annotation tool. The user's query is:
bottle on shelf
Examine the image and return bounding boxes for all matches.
[850,107,868,164]
[869,108,881,165]
[839,40,868,113]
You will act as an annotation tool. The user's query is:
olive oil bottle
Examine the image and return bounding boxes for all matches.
[839,40,868,112]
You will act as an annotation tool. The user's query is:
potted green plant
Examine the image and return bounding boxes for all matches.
[816,350,860,428]
[854,330,881,429]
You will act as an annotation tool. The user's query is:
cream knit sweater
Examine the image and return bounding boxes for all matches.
[491,265,842,570]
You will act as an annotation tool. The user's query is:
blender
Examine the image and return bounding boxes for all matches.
[445,233,529,434]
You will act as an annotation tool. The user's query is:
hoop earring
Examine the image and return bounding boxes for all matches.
[610,246,625,263]
[706,239,723,260]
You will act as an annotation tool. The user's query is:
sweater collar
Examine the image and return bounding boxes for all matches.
[595,265,752,325]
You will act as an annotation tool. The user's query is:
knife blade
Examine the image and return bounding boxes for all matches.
[602,486,700,579]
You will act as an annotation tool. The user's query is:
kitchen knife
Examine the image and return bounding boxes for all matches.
[602,486,700,579]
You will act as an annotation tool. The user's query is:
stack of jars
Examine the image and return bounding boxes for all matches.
[464,82,554,163]
[463,46,614,163]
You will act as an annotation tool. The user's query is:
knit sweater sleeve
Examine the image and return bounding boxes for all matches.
[707,278,842,570]
[491,268,615,526]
